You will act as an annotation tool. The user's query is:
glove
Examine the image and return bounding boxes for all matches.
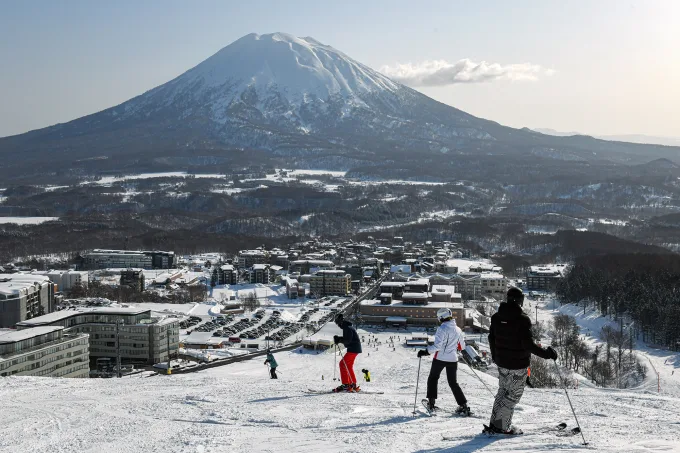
[417,349,430,358]
[333,335,341,345]
[546,346,558,361]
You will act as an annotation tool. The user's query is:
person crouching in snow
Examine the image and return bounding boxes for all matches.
[484,287,557,435]
[417,308,471,416]
[362,368,371,382]
[333,313,362,392]
[264,349,278,379]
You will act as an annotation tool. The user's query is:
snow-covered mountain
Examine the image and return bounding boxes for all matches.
[2,32,680,179]
[91,32,495,153]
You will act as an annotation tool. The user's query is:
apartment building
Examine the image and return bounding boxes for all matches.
[248,264,272,284]
[289,260,334,274]
[0,326,89,378]
[16,308,179,367]
[309,270,351,296]
[479,273,509,297]
[0,274,55,328]
[218,264,237,285]
[30,270,89,292]
[526,265,567,290]
[82,250,175,270]
[450,273,482,300]
[237,250,268,269]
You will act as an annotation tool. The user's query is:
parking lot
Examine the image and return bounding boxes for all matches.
[179,296,353,350]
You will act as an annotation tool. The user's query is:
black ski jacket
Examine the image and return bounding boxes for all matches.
[488,302,552,370]
[338,321,362,354]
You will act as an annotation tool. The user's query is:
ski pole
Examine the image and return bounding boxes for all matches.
[412,356,422,416]
[333,345,338,381]
[552,360,588,445]
[337,346,357,386]
[462,357,496,398]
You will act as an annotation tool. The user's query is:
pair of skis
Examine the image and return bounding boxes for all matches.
[305,388,384,395]
[441,422,581,441]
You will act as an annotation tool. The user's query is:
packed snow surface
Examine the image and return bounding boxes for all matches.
[0,216,59,225]
[1,326,679,452]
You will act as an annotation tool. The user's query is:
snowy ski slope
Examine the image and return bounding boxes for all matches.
[1,323,679,452]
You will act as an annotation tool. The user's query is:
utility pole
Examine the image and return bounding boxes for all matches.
[116,319,122,378]
[536,305,538,324]
[166,325,172,375]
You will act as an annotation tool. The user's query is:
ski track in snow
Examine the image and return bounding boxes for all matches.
[1,328,679,452]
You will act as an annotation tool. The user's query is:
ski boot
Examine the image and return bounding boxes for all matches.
[454,404,472,417]
[425,398,439,414]
[349,383,361,392]
[482,424,522,435]
[332,384,351,393]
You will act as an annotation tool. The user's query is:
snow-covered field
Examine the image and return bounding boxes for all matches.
[0,216,59,224]
[1,325,679,452]
[87,172,226,185]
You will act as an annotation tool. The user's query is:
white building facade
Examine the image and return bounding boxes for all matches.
[0,326,89,378]
[0,274,55,328]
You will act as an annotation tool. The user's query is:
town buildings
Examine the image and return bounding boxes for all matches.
[120,269,145,291]
[31,270,89,293]
[0,274,55,328]
[82,249,175,270]
[16,308,179,367]
[217,264,237,285]
[309,270,351,296]
[526,264,567,290]
[361,274,464,326]
[0,326,90,378]
[237,250,269,269]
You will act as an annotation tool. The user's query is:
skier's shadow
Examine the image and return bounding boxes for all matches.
[248,395,306,403]
[335,414,420,430]
[413,435,502,453]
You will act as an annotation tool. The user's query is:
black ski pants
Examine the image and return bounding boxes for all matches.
[270,367,278,379]
[426,359,466,406]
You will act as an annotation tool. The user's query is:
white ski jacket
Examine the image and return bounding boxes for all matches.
[427,319,466,362]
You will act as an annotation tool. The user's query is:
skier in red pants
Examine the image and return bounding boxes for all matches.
[332,313,363,392]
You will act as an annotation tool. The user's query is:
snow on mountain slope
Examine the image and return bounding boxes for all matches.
[121,32,402,128]
[5,32,680,173]
[1,328,679,453]
[6,32,497,160]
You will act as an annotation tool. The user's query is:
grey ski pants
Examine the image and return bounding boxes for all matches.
[489,367,528,431]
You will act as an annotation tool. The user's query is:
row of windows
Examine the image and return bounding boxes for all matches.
[0,337,87,366]
[52,363,90,378]
[0,350,88,376]
[89,348,148,356]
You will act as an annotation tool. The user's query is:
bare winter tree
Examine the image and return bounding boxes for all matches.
[242,293,260,312]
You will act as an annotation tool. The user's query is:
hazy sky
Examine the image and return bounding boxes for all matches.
[1,0,678,138]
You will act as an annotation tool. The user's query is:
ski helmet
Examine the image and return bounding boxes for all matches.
[507,287,524,306]
[436,308,453,321]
